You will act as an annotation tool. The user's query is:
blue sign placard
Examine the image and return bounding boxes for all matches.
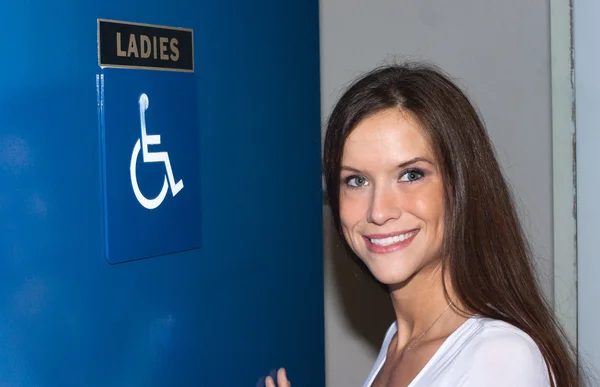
[98,66,201,264]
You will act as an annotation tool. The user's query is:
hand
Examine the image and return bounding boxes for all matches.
[265,367,291,387]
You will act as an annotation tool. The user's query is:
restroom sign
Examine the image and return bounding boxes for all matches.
[97,20,201,264]
[98,18,194,72]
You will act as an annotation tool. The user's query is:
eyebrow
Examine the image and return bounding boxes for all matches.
[341,157,434,173]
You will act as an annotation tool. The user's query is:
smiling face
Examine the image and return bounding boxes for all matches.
[339,109,445,286]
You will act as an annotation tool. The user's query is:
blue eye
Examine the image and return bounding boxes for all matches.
[400,169,424,182]
[345,175,369,188]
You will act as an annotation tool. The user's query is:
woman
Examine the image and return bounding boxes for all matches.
[266,63,581,386]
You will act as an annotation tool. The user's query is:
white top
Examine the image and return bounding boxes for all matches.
[362,316,551,387]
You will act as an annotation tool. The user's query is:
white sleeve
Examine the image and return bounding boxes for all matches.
[461,328,551,387]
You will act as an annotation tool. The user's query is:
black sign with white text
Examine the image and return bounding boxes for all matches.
[98,19,194,72]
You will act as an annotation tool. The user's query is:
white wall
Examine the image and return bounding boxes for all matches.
[574,0,600,375]
[319,1,556,385]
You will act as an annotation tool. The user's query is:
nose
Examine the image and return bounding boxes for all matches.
[367,184,402,225]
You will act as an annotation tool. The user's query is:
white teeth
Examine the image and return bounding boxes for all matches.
[370,231,417,246]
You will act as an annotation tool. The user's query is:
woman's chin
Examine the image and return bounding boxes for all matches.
[368,267,415,287]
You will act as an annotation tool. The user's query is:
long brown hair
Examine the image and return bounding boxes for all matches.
[323,62,581,386]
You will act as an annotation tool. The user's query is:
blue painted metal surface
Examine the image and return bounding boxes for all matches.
[0,0,324,386]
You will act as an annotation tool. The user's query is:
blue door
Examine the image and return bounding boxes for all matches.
[0,1,324,386]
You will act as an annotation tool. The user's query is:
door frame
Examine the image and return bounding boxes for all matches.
[550,0,577,348]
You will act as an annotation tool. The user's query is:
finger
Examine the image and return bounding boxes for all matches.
[277,368,290,387]
[265,376,275,387]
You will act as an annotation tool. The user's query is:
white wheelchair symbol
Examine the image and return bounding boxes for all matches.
[130,93,183,210]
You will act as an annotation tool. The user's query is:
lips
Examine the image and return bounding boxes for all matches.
[363,229,419,254]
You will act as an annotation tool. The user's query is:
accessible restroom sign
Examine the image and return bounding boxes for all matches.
[97,19,201,264]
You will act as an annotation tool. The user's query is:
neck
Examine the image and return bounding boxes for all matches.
[388,261,463,350]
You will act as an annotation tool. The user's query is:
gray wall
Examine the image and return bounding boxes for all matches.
[319,0,554,385]
[574,0,600,376]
